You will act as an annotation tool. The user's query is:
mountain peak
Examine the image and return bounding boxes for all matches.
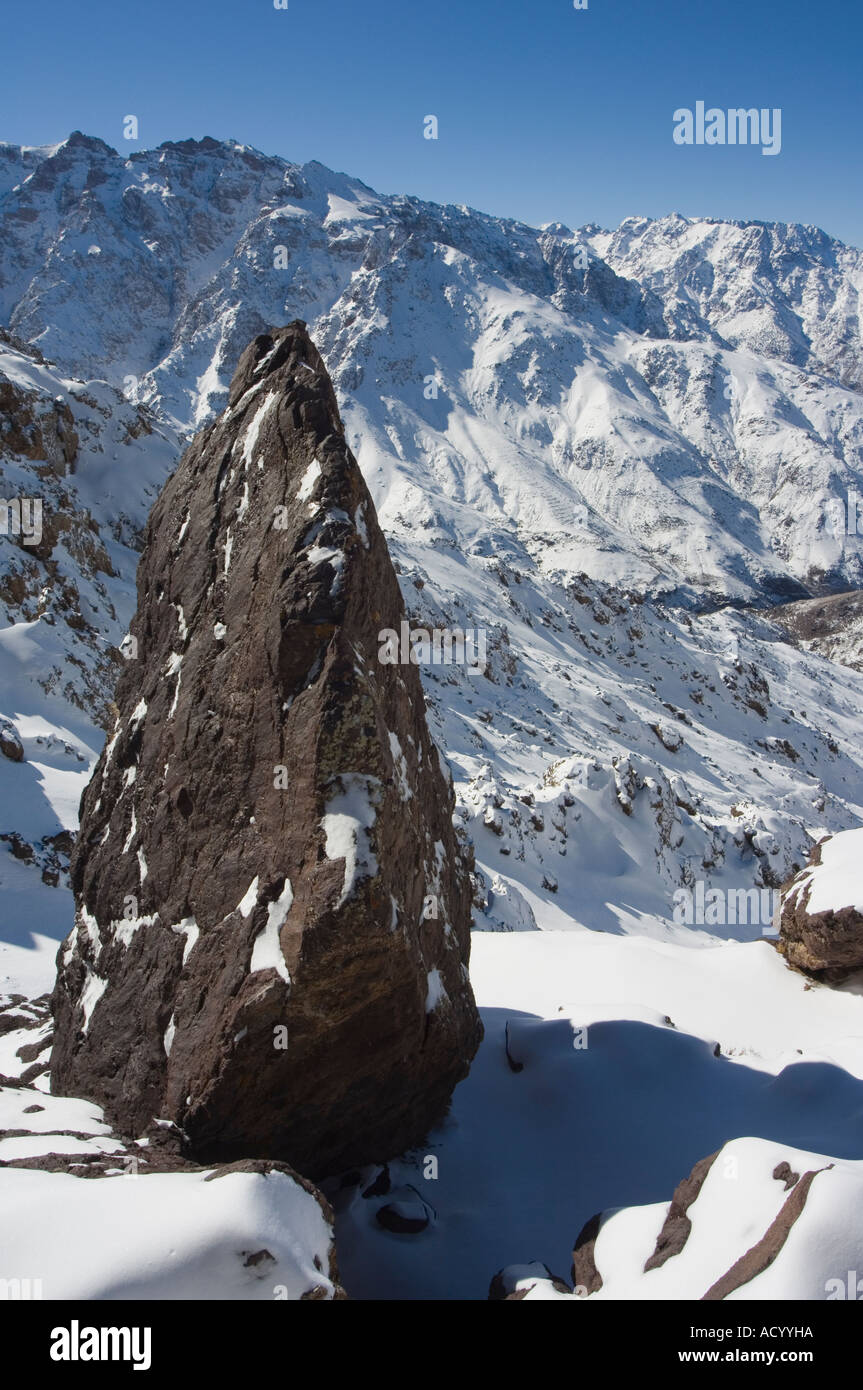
[227,321,319,404]
[63,130,117,157]
[156,135,240,157]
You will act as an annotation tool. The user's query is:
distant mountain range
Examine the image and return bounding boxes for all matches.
[2,131,862,607]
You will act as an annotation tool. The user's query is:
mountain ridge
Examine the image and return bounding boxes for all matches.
[2,132,860,609]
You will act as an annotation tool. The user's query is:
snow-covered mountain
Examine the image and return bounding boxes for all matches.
[2,132,863,603]
[2,133,863,1302]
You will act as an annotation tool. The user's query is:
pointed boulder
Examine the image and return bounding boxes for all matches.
[51,322,482,1176]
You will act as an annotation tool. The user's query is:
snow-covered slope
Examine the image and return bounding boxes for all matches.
[0,1163,341,1300]
[3,135,861,970]
[0,331,180,717]
[0,333,180,993]
[589,215,863,391]
[0,1046,342,1301]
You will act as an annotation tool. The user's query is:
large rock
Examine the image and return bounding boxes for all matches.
[51,321,482,1176]
[778,827,863,980]
[0,717,24,762]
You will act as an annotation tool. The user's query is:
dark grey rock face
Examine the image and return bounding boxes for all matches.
[51,321,482,1177]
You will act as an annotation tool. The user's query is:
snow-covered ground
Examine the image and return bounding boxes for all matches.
[0,1154,341,1301]
[329,929,863,1300]
[5,901,863,1300]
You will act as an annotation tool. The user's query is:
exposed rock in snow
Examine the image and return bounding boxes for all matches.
[489,1261,573,1300]
[332,930,863,1299]
[779,828,863,980]
[769,589,863,674]
[496,1137,860,1302]
[0,717,23,763]
[50,323,481,1177]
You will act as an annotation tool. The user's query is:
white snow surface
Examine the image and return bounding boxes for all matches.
[237,878,259,919]
[170,916,199,965]
[297,456,322,502]
[510,1135,863,1302]
[321,776,380,908]
[0,1165,338,1300]
[250,879,293,984]
[425,968,446,1013]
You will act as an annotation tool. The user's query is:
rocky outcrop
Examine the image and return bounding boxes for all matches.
[50,321,482,1177]
[769,590,863,673]
[643,1150,718,1271]
[0,717,23,762]
[571,1211,604,1293]
[778,828,863,980]
[0,376,78,479]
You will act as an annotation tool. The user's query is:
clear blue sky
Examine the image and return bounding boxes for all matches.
[3,0,861,245]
